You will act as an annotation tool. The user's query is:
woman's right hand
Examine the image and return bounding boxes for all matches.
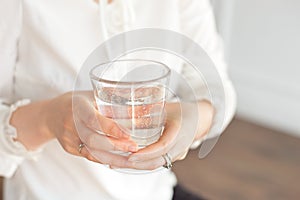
[11,91,138,167]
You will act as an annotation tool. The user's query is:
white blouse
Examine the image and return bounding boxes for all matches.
[0,0,236,199]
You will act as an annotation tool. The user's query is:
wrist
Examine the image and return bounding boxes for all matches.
[10,100,54,150]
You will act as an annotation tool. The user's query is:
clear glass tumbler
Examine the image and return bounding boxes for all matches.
[90,59,170,149]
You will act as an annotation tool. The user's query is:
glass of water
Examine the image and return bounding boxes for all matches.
[89,59,170,149]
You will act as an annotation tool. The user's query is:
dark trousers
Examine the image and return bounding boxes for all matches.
[172,184,206,200]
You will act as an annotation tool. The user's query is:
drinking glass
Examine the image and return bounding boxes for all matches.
[89,59,170,149]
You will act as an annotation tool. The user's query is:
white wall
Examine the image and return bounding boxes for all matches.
[213,0,300,136]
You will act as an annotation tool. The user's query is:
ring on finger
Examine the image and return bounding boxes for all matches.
[162,153,173,169]
[78,143,85,154]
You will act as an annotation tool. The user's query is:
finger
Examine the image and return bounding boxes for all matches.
[89,149,132,168]
[128,156,166,171]
[128,121,179,162]
[92,112,130,139]
[57,134,101,164]
[78,144,103,163]
[76,122,138,152]
[57,130,83,156]
[74,97,129,139]
[60,132,105,164]
[128,147,189,170]
[59,133,126,165]
[177,150,188,161]
[88,133,138,152]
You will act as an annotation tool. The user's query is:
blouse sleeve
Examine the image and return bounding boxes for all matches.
[0,0,39,178]
[178,0,237,141]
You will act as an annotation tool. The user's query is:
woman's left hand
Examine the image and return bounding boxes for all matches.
[125,100,214,170]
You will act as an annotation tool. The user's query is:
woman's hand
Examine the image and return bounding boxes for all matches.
[11,91,138,167]
[125,100,214,170]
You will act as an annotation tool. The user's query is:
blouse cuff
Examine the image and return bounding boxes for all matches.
[0,99,42,163]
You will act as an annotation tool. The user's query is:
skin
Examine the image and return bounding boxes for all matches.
[10,91,214,170]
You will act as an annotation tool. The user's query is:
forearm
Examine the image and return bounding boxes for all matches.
[9,100,54,150]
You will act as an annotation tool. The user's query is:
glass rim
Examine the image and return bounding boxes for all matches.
[89,59,171,85]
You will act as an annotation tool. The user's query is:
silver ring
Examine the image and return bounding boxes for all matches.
[162,153,173,169]
[78,143,85,154]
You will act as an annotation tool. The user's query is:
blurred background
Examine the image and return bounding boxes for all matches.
[212,0,300,136]
[1,0,299,199]
[172,0,300,199]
